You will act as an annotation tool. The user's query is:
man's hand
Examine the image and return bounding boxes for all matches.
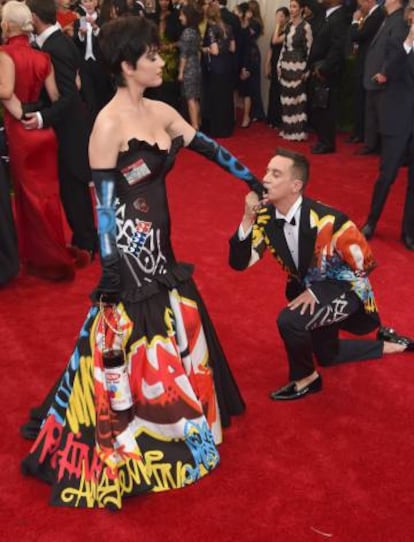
[21,112,40,130]
[241,191,262,232]
[313,67,325,81]
[288,289,319,315]
[240,68,251,80]
[372,72,387,85]
[352,8,362,22]
[244,191,261,217]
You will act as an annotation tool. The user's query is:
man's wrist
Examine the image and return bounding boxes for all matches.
[238,221,253,240]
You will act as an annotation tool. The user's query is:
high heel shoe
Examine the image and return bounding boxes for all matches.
[241,119,251,128]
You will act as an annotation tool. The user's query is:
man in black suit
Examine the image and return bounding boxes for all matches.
[23,0,97,264]
[229,148,412,400]
[361,0,414,249]
[348,0,384,144]
[308,0,349,154]
[359,0,405,155]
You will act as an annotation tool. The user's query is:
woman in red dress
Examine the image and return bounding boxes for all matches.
[0,1,75,281]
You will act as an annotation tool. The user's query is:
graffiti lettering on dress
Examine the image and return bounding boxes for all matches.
[116,205,167,276]
[33,415,63,464]
[137,228,167,275]
[55,432,104,482]
[66,354,95,434]
[58,444,193,508]
[183,420,219,483]
[48,308,98,425]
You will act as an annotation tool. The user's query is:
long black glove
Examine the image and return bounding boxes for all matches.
[187,132,264,196]
[91,169,121,303]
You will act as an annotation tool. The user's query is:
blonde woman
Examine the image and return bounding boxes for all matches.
[0,1,74,280]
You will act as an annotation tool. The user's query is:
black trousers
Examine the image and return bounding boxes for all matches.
[57,144,97,253]
[363,89,382,150]
[352,73,366,140]
[367,131,414,238]
[277,291,382,381]
[310,80,339,149]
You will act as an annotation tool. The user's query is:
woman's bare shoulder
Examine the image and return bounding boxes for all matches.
[93,104,122,135]
[89,105,124,167]
[145,98,177,119]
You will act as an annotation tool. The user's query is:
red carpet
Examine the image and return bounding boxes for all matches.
[2,124,414,541]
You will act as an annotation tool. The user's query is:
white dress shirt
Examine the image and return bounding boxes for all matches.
[78,12,99,61]
[36,23,60,49]
[275,196,302,269]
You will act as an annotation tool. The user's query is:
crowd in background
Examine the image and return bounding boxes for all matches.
[1,0,414,288]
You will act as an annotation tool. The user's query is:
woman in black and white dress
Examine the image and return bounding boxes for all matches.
[277,0,312,141]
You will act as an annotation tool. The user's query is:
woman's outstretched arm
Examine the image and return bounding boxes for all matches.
[164,103,263,196]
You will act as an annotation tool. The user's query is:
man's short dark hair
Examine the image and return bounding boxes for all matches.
[26,0,57,25]
[275,147,310,189]
[99,16,159,87]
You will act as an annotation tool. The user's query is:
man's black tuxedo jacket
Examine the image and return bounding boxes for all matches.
[309,6,349,83]
[350,6,385,76]
[363,8,407,90]
[40,29,90,174]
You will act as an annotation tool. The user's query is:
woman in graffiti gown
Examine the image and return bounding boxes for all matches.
[21,16,263,509]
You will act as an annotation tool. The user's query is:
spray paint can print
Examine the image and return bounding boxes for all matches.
[102,349,133,412]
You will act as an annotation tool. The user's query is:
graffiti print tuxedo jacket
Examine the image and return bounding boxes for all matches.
[229,197,380,334]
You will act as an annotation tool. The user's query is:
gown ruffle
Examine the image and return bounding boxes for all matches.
[21,136,245,509]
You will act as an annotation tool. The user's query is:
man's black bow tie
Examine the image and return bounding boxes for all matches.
[275,216,296,228]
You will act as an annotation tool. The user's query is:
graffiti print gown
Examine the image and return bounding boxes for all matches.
[22,136,245,509]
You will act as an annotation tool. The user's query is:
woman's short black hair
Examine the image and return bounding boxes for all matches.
[99,16,160,87]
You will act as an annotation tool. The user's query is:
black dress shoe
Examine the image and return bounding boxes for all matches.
[311,143,335,155]
[401,234,414,250]
[361,222,376,240]
[377,326,414,351]
[270,375,323,401]
[354,146,378,156]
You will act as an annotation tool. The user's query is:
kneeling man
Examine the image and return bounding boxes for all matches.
[229,148,412,400]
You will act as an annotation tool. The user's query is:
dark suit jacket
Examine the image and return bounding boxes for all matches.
[40,29,85,128]
[229,197,380,334]
[363,8,407,90]
[379,46,414,137]
[39,28,90,174]
[308,6,349,82]
[350,6,385,76]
